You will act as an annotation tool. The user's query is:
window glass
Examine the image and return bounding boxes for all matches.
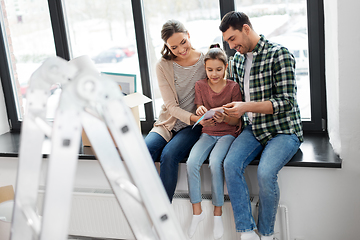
[1,0,56,119]
[235,0,311,120]
[142,0,222,118]
[62,0,142,115]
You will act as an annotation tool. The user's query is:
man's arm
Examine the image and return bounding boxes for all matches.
[225,46,296,119]
[269,47,297,115]
[223,101,273,118]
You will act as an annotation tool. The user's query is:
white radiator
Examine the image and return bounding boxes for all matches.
[37,189,288,240]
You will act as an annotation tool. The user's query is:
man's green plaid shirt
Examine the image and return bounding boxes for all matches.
[230,35,303,145]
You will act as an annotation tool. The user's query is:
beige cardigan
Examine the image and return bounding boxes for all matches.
[150,57,205,142]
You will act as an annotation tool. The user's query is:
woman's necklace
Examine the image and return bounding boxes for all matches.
[174,50,201,67]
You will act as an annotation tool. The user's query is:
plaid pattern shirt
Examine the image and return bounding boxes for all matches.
[230,35,303,145]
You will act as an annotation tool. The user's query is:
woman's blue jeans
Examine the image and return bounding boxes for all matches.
[224,125,301,236]
[186,133,235,206]
[144,125,202,202]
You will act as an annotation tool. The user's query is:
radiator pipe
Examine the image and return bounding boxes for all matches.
[279,204,291,240]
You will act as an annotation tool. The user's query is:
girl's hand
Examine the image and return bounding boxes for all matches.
[200,118,216,127]
[196,105,208,116]
[213,111,226,123]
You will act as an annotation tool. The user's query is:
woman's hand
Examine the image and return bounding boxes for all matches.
[200,118,216,127]
[196,105,207,116]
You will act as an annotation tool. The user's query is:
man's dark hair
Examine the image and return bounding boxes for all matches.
[219,11,253,32]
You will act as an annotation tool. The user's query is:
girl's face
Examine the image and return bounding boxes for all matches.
[205,59,227,85]
[166,32,192,60]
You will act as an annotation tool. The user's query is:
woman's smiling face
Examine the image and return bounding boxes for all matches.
[166,32,192,60]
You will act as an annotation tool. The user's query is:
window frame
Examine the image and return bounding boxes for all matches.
[303,0,327,132]
[0,1,22,132]
[0,0,326,134]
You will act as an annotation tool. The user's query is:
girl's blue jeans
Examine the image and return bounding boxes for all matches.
[186,133,235,206]
[144,125,202,202]
[224,125,301,236]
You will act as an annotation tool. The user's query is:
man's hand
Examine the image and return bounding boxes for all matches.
[223,101,274,118]
[223,101,246,118]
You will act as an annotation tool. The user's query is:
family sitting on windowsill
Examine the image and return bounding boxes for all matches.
[144,11,303,240]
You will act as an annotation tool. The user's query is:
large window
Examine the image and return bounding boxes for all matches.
[235,0,311,120]
[62,0,145,118]
[0,0,56,125]
[0,0,326,133]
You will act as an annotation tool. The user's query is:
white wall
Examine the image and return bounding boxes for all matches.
[1,0,360,239]
[277,0,360,239]
[325,0,341,154]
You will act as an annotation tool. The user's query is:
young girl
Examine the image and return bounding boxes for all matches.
[187,44,242,239]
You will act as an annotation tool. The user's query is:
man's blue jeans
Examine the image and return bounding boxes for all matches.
[186,133,235,206]
[224,125,301,236]
[145,125,202,202]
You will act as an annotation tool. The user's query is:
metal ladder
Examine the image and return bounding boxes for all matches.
[11,56,186,240]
